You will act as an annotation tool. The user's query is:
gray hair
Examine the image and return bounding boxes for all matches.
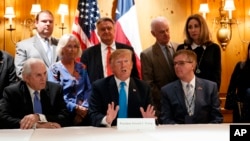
[56,33,82,59]
[150,16,170,31]
[22,58,45,77]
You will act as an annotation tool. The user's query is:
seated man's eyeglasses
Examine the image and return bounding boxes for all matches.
[174,61,193,66]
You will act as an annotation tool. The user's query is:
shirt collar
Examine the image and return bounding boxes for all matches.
[191,43,206,50]
[181,76,196,88]
[101,42,115,51]
[114,76,130,88]
[36,33,51,42]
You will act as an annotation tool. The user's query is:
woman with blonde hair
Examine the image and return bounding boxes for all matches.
[48,33,92,126]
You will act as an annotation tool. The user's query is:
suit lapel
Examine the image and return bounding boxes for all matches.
[51,37,58,63]
[152,43,168,69]
[33,36,51,67]
[127,78,141,117]
[96,45,104,78]
[194,78,205,115]
[152,43,175,76]
[108,77,119,104]
[174,80,187,112]
[20,81,34,113]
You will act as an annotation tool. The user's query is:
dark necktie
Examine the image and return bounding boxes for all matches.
[33,91,42,114]
[165,45,174,66]
[118,82,127,118]
[106,46,112,76]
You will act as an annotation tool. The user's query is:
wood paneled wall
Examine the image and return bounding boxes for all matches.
[1,0,250,94]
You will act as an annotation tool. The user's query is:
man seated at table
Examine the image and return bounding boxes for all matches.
[0,58,70,129]
[89,49,156,127]
[160,50,223,124]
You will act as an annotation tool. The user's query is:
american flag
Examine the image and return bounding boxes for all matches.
[72,0,100,50]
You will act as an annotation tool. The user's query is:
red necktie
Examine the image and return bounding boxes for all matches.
[106,46,112,76]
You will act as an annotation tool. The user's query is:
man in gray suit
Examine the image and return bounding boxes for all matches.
[15,10,58,78]
[140,16,178,122]
[160,50,223,124]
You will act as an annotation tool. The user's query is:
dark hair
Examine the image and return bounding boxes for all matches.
[96,17,115,26]
[35,10,54,21]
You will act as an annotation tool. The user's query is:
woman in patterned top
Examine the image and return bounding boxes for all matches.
[48,33,92,126]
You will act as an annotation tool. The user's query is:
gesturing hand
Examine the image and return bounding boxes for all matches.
[106,102,119,124]
[140,104,156,118]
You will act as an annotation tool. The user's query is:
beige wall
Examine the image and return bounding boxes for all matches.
[1,0,250,93]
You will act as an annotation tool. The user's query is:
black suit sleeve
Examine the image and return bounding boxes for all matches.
[41,82,70,127]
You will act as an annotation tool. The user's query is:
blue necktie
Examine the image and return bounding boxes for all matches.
[118,82,127,118]
[33,91,42,114]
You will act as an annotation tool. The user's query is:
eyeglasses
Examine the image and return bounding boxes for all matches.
[174,61,193,66]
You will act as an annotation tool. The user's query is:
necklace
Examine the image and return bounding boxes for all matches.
[195,47,206,74]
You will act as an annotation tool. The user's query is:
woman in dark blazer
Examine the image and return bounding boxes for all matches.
[177,14,221,90]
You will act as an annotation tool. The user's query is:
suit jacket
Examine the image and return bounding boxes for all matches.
[15,35,58,78]
[177,42,221,90]
[160,77,223,124]
[81,42,139,83]
[140,42,178,118]
[0,81,70,129]
[89,76,152,127]
[0,50,17,98]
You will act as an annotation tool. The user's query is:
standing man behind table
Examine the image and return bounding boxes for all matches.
[140,16,178,122]
[81,17,139,84]
[15,10,58,78]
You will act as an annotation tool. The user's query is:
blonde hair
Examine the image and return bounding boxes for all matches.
[56,33,82,59]
[110,49,133,64]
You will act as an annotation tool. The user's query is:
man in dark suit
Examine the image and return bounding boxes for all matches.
[0,58,70,129]
[0,50,17,99]
[140,17,178,122]
[160,50,223,124]
[15,10,58,79]
[81,17,139,84]
[89,49,155,127]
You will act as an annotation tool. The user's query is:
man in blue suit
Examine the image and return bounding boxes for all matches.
[89,49,155,127]
[160,50,223,124]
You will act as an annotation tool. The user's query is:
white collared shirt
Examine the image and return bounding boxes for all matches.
[101,42,116,77]
[181,76,196,97]
[191,43,206,50]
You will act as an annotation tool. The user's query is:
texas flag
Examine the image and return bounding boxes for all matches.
[115,0,142,78]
